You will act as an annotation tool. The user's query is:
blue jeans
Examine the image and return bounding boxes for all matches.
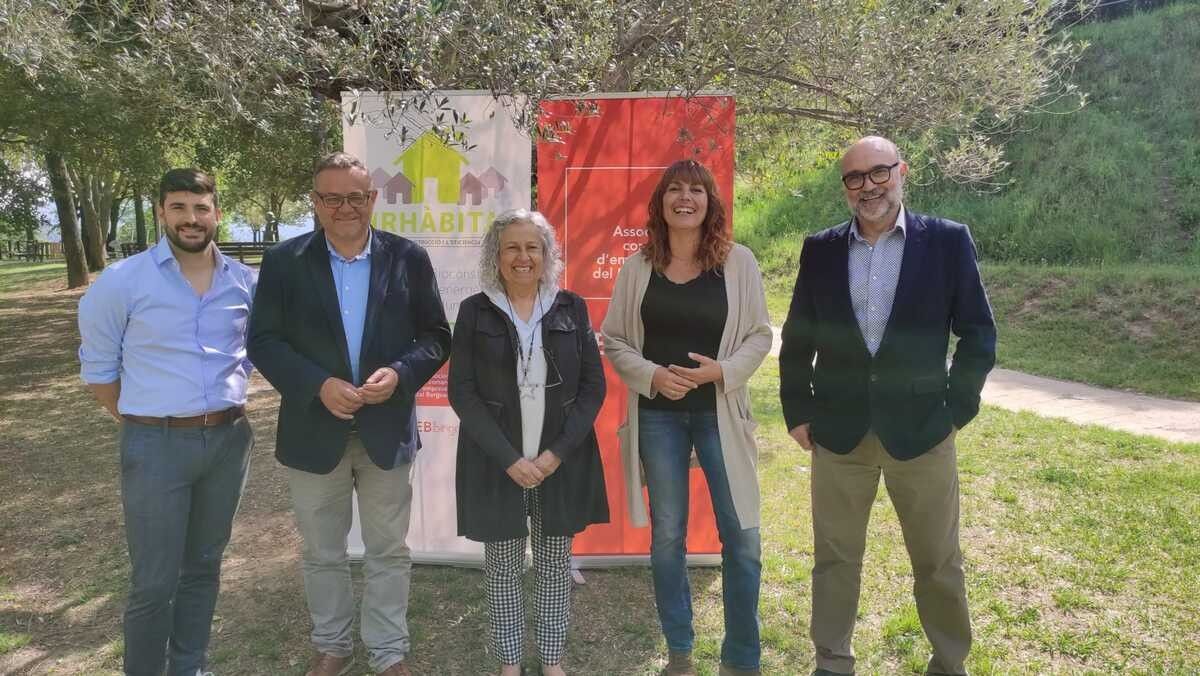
[639,408,762,670]
[119,417,253,676]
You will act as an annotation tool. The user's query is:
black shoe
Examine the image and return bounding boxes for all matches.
[812,670,854,676]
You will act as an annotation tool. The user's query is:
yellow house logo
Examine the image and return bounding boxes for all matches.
[370,131,511,206]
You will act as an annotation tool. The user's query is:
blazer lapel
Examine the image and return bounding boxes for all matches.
[305,231,353,377]
[360,231,392,358]
[833,223,870,355]
[878,210,927,351]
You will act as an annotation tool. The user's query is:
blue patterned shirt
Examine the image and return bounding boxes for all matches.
[848,207,906,355]
[78,238,257,416]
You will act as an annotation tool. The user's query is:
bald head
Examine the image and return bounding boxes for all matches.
[841,136,902,170]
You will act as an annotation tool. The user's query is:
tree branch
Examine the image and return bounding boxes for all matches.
[745,105,864,128]
[736,66,853,105]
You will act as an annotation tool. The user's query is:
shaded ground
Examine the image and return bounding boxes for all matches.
[2,264,1198,674]
[0,267,670,675]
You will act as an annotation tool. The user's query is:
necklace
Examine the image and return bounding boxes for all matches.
[504,287,545,401]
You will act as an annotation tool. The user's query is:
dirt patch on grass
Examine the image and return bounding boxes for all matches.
[1011,276,1070,320]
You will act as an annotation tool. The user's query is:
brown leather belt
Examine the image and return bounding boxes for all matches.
[123,406,245,428]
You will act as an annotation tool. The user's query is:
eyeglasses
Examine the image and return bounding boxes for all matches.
[841,162,900,190]
[314,191,375,209]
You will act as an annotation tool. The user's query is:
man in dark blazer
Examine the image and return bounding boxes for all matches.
[779,136,996,676]
[248,152,450,676]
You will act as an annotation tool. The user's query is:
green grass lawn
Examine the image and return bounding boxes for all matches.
[983,263,1200,400]
[0,261,69,294]
[751,359,1200,674]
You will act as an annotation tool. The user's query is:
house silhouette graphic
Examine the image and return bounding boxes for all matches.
[393,132,469,204]
[384,172,414,205]
[479,167,509,193]
[370,168,391,190]
[459,172,485,206]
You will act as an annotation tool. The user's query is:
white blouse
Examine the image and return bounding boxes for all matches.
[485,286,559,460]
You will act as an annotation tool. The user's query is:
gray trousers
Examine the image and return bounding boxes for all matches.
[287,438,414,673]
[120,417,253,676]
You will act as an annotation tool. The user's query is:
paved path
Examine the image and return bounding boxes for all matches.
[769,327,1200,444]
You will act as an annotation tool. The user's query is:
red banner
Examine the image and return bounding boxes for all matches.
[537,95,736,558]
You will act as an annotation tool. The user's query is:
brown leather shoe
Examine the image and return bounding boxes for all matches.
[306,652,354,676]
[378,661,413,676]
[661,650,697,676]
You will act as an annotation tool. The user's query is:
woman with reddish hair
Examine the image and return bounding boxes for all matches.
[602,160,772,676]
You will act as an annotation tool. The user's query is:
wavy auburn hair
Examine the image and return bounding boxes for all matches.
[641,159,731,272]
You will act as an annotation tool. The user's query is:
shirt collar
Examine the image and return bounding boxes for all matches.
[484,284,560,327]
[850,205,906,243]
[326,228,373,263]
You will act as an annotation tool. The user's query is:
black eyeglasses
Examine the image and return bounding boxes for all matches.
[841,162,900,190]
[314,191,375,209]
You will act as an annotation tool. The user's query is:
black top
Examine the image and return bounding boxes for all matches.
[449,290,610,542]
[639,267,728,411]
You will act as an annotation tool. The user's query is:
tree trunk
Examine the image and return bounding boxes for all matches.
[72,170,108,272]
[78,202,99,271]
[268,193,286,242]
[45,152,89,288]
[134,191,147,247]
[98,178,118,258]
[107,194,122,247]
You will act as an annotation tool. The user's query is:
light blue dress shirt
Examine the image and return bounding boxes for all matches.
[78,238,257,416]
[848,207,906,356]
[327,232,372,384]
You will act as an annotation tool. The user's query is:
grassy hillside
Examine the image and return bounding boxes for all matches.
[736,3,1200,268]
[983,264,1200,400]
[736,4,1200,400]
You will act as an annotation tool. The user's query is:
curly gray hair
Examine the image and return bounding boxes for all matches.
[479,209,564,293]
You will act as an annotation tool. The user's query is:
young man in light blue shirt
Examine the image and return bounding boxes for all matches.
[78,168,257,676]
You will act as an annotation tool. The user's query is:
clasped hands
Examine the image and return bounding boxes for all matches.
[652,352,722,400]
[319,367,399,420]
[506,451,562,489]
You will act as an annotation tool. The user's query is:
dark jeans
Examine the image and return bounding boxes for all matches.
[639,408,762,670]
[119,417,253,676]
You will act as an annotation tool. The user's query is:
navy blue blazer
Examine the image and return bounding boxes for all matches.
[779,211,996,460]
[248,229,451,473]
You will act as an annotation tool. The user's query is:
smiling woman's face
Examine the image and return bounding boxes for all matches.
[661,179,709,233]
[498,220,544,294]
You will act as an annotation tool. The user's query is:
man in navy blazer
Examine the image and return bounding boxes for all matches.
[249,152,449,676]
[780,137,996,676]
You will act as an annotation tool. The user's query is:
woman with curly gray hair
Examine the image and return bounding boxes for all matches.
[448,209,609,676]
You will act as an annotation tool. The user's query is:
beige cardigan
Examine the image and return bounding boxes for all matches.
[601,243,773,528]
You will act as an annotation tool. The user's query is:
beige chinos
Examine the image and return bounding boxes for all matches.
[810,430,970,675]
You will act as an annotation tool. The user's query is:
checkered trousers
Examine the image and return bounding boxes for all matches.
[483,487,574,666]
